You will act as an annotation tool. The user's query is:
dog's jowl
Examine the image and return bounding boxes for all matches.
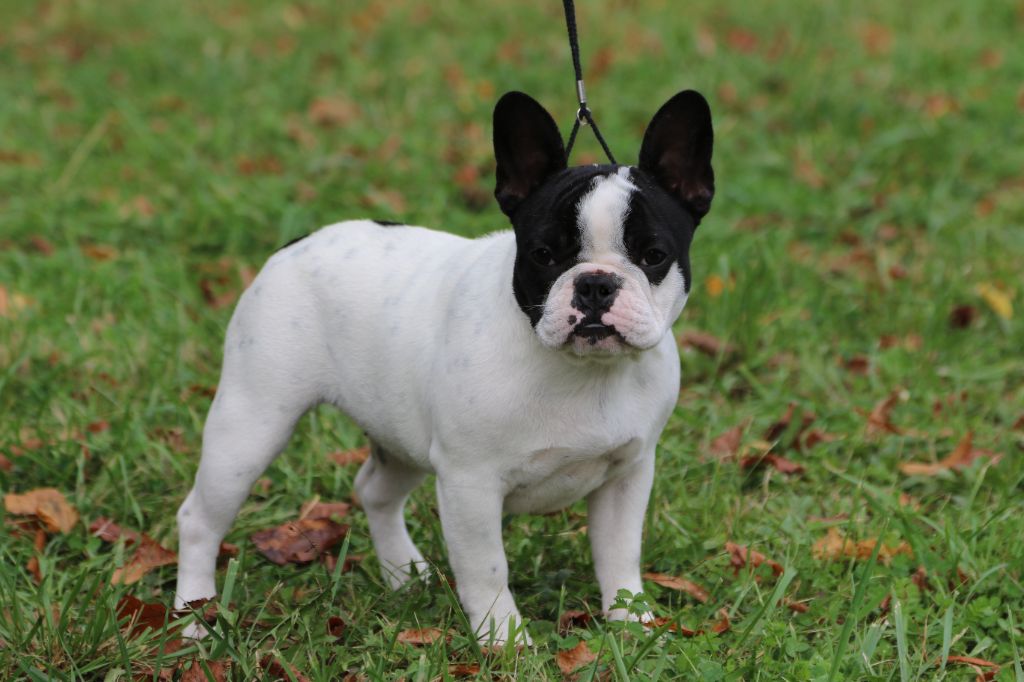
[175,89,714,645]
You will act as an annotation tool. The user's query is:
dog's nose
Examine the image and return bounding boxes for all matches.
[573,272,620,314]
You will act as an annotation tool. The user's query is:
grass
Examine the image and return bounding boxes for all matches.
[1,0,1023,678]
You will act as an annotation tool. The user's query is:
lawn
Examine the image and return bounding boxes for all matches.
[1,0,1023,679]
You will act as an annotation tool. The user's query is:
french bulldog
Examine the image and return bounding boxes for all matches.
[175,89,714,645]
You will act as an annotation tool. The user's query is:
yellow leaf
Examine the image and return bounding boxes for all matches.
[705,274,725,297]
[975,282,1012,320]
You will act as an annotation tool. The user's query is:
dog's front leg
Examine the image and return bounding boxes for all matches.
[587,452,656,621]
[435,473,528,647]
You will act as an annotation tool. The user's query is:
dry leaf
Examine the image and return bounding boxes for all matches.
[843,355,871,375]
[710,608,731,634]
[858,22,892,55]
[802,429,839,450]
[740,453,805,475]
[949,304,977,329]
[642,572,709,602]
[866,391,902,437]
[259,654,311,682]
[725,542,784,577]
[558,609,592,634]
[112,536,177,584]
[236,155,284,176]
[251,518,348,565]
[299,500,351,521]
[945,655,1000,680]
[708,424,744,459]
[81,243,119,261]
[27,235,55,255]
[811,527,912,563]
[308,97,359,127]
[975,282,1013,320]
[330,446,369,466]
[327,615,347,640]
[678,330,738,357]
[784,599,810,613]
[180,660,230,682]
[725,28,758,53]
[396,627,448,646]
[646,616,700,636]
[4,488,79,533]
[899,432,1001,476]
[556,641,597,675]
[116,594,170,637]
[90,517,142,544]
[448,663,482,677]
[763,403,797,442]
[911,565,931,591]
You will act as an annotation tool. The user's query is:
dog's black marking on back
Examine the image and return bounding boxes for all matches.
[278,233,311,251]
[372,219,405,227]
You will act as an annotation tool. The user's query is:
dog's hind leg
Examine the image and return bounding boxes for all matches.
[174,382,304,612]
[354,443,429,589]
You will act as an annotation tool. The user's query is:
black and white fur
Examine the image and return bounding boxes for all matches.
[175,90,714,645]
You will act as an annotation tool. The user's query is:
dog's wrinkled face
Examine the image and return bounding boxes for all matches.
[493,90,715,356]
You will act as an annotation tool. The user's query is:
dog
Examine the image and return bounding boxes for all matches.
[175,89,714,645]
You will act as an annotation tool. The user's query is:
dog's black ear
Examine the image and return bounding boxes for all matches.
[493,91,567,217]
[638,90,715,224]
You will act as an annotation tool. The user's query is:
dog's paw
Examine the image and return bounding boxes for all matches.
[181,620,211,640]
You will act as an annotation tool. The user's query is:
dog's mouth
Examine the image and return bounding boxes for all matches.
[569,319,614,339]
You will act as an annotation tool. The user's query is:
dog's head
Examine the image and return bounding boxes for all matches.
[493,90,715,357]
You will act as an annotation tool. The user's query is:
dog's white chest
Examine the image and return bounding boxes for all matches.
[502,440,639,514]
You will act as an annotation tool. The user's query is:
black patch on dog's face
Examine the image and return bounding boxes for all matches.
[372,219,405,227]
[620,170,697,292]
[508,165,613,325]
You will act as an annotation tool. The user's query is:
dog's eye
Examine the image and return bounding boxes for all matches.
[641,248,667,267]
[530,247,556,266]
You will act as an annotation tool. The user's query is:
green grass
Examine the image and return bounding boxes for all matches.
[2,0,1023,679]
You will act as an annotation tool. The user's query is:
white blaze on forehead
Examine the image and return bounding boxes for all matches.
[576,167,636,259]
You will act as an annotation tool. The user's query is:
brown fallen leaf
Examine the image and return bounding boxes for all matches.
[396,627,448,646]
[710,608,731,634]
[866,391,902,437]
[945,655,1000,681]
[899,432,1001,476]
[448,663,482,678]
[558,609,592,635]
[646,616,700,636]
[27,526,46,583]
[90,517,142,544]
[236,155,283,176]
[1013,414,1024,431]
[556,640,597,675]
[308,96,360,127]
[0,454,12,471]
[725,542,784,577]
[802,429,839,450]
[180,659,230,682]
[763,403,796,442]
[299,500,351,521]
[260,654,311,682]
[642,572,710,603]
[911,565,931,591]
[330,446,369,466]
[739,452,805,475]
[708,423,746,459]
[949,304,977,329]
[251,518,348,565]
[28,235,55,255]
[327,615,347,640]
[843,355,871,375]
[320,551,363,574]
[4,488,79,533]
[811,527,912,564]
[112,536,178,584]
[116,594,171,637]
[784,599,810,613]
[81,243,119,261]
[678,330,739,357]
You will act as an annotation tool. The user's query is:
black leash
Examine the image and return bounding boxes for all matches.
[562,0,617,165]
